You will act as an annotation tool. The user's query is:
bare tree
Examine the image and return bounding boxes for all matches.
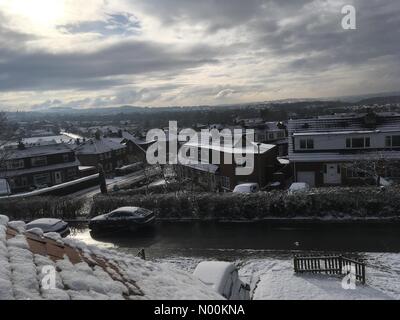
[344,151,399,186]
[0,112,15,168]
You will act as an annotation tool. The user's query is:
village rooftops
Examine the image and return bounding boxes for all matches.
[184,141,276,155]
[0,215,222,300]
[1,143,74,160]
[75,137,125,155]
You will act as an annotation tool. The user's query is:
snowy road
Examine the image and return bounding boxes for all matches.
[71,168,160,200]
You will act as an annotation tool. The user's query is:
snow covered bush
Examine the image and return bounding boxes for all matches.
[92,186,400,220]
[0,196,85,220]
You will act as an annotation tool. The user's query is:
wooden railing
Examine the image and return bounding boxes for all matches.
[294,255,366,284]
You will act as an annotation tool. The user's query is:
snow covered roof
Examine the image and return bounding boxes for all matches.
[289,112,400,134]
[75,138,125,155]
[0,216,222,300]
[21,134,78,146]
[184,141,276,155]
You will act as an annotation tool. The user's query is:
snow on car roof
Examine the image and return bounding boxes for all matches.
[289,183,310,190]
[26,218,62,227]
[111,207,140,213]
[194,261,236,293]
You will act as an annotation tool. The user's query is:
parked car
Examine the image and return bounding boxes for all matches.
[233,183,260,194]
[26,218,70,237]
[193,261,250,300]
[89,206,155,232]
[288,182,310,194]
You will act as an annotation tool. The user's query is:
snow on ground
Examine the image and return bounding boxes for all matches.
[158,253,400,300]
[241,258,391,300]
[0,215,222,300]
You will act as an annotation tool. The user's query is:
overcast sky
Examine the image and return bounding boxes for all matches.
[0,0,399,110]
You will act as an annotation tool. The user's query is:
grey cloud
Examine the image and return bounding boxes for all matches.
[0,40,221,91]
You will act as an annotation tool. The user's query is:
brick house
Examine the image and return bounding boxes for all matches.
[74,136,128,173]
[176,138,279,191]
[0,143,80,193]
[288,111,400,187]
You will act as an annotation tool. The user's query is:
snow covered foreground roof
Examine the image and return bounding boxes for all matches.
[0,215,222,300]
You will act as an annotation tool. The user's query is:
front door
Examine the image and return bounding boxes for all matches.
[324,163,341,185]
[54,171,62,184]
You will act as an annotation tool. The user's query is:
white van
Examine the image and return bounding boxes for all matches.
[193,261,250,300]
[0,179,11,196]
[233,183,260,194]
[288,182,310,195]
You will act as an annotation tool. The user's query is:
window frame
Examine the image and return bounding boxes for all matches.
[299,138,314,150]
[345,137,371,149]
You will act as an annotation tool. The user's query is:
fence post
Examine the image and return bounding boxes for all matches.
[361,263,366,284]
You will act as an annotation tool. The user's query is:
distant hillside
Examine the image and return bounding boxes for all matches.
[357,96,400,105]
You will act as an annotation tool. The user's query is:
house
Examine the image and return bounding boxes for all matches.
[240,121,288,156]
[74,135,128,173]
[113,130,155,163]
[288,111,400,187]
[0,143,80,193]
[177,136,279,191]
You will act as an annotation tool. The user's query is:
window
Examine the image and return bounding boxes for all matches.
[33,173,50,186]
[346,137,371,149]
[66,168,76,178]
[63,154,70,163]
[385,135,400,147]
[351,138,364,148]
[393,136,400,147]
[7,159,25,170]
[257,133,265,142]
[268,133,274,140]
[31,156,47,167]
[345,168,365,178]
[220,176,230,189]
[299,139,314,150]
[277,131,285,138]
[386,136,392,147]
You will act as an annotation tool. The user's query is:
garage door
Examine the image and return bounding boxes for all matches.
[297,171,316,187]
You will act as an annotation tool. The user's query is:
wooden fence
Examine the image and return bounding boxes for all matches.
[294,255,366,284]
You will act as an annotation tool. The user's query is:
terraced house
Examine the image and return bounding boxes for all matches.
[74,135,127,173]
[0,142,80,193]
[288,111,400,187]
